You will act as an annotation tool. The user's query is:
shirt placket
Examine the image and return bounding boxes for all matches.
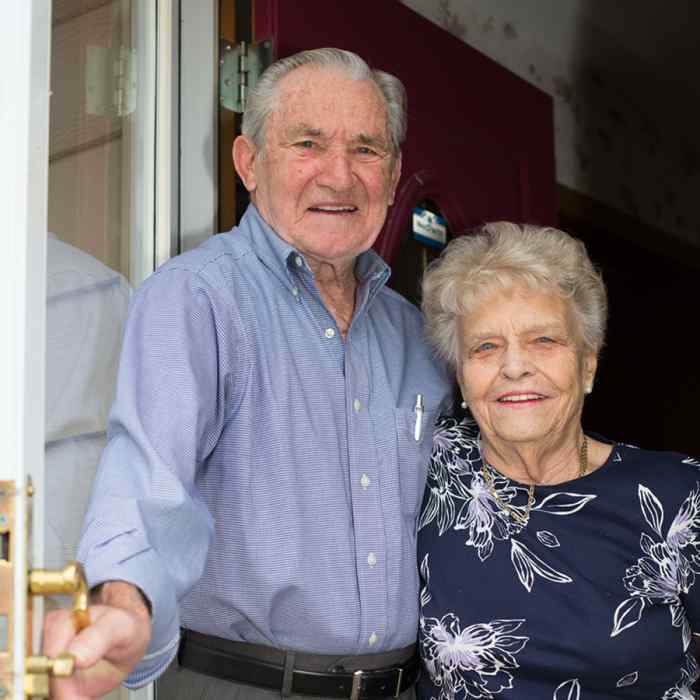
[290,252,389,650]
[344,314,388,651]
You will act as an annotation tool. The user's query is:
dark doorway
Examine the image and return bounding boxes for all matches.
[389,200,453,307]
[561,205,700,457]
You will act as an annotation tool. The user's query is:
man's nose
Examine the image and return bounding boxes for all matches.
[500,344,534,380]
[316,150,354,191]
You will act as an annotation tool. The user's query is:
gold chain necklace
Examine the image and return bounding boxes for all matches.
[481,436,588,525]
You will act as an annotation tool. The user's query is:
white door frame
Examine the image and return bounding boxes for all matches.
[0,0,213,696]
[0,1,51,698]
[179,0,219,252]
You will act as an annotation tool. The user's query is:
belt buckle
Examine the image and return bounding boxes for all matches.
[393,667,404,698]
[350,670,363,700]
[349,667,404,700]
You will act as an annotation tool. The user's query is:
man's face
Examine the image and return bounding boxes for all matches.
[234,66,402,268]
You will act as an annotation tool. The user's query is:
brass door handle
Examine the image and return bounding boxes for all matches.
[24,653,75,697]
[28,561,89,632]
[26,653,75,677]
[23,562,89,697]
[0,482,91,698]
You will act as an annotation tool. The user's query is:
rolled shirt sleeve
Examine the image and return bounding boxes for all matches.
[77,266,242,684]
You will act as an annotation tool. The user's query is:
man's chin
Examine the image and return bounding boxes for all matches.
[296,231,377,262]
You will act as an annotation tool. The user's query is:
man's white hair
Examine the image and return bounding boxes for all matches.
[241,47,407,155]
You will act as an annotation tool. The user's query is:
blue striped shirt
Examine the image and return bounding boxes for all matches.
[77,205,451,686]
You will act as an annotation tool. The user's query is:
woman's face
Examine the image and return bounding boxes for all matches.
[457,283,597,450]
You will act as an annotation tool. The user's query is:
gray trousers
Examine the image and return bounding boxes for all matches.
[156,647,417,700]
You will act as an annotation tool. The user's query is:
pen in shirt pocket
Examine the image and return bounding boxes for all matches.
[414,393,424,441]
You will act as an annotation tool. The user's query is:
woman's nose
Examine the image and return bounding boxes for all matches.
[500,344,534,379]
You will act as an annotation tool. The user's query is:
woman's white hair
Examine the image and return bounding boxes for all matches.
[421,222,608,369]
[241,47,407,155]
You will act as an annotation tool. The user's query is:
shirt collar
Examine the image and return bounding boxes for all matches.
[238,204,391,296]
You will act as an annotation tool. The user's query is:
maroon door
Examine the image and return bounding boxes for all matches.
[254,0,556,264]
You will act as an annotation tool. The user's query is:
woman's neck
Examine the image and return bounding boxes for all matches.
[481,428,586,486]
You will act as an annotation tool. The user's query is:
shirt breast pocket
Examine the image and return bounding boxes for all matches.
[394,407,437,519]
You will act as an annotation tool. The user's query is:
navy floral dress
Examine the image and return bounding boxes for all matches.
[417,415,700,699]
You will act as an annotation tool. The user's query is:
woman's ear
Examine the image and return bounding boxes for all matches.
[583,353,598,394]
[456,374,468,407]
[232,135,259,193]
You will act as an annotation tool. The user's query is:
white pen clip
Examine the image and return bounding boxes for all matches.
[414,393,424,442]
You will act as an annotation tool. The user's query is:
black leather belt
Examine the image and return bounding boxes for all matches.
[178,630,421,699]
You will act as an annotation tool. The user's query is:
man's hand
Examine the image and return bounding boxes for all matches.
[43,581,152,700]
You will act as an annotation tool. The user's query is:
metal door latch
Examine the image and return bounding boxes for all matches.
[0,481,90,698]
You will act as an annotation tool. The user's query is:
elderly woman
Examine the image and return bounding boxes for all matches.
[417,222,700,699]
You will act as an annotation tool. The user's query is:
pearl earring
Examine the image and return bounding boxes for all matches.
[585,385,592,395]
[460,400,468,409]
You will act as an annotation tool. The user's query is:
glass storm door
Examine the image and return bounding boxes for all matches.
[0,1,207,698]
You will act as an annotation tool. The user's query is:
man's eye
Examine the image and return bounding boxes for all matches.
[292,140,317,151]
[474,342,497,354]
[355,146,383,161]
[535,336,556,344]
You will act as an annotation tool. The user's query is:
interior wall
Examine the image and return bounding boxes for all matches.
[49,0,128,276]
[400,0,700,248]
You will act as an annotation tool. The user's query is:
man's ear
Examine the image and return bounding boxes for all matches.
[388,153,402,206]
[232,135,259,193]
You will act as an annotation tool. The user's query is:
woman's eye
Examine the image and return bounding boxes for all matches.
[474,342,497,354]
[295,140,315,149]
[535,336,556,344]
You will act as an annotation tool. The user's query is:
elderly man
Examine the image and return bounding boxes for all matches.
[45,48,450,700]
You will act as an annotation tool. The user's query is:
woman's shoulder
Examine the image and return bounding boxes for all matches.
[430,413,481,468]
[433,413,480,449]
[611,441,700,473]
[435,412,478,434]
[606,441,700,504]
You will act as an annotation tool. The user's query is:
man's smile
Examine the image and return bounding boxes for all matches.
[307,204,359,214]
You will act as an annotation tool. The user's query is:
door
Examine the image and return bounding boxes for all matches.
[253,0,557,263]
[0,1,187,698]
[0,4,51,697]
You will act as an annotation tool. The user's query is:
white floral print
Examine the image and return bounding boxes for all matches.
[420,554,528,699]
[420,417,596,592]
[662,653,699,699]
[553,679,580,700]
[537,531,560,548]
[616,671,638,688]
[420,417,700,698]
[611,484,700,651]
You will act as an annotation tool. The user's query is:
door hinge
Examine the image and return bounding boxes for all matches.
[86,45,137,118]
[219,39,272,114]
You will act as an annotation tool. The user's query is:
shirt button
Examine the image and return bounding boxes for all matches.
[360,473,370,490]
[368,632,378,646]
[294,255,303,267]
[324,328,336,339]
[291,287,299,297]
[367,552,377,568]
[353,398,362,412]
